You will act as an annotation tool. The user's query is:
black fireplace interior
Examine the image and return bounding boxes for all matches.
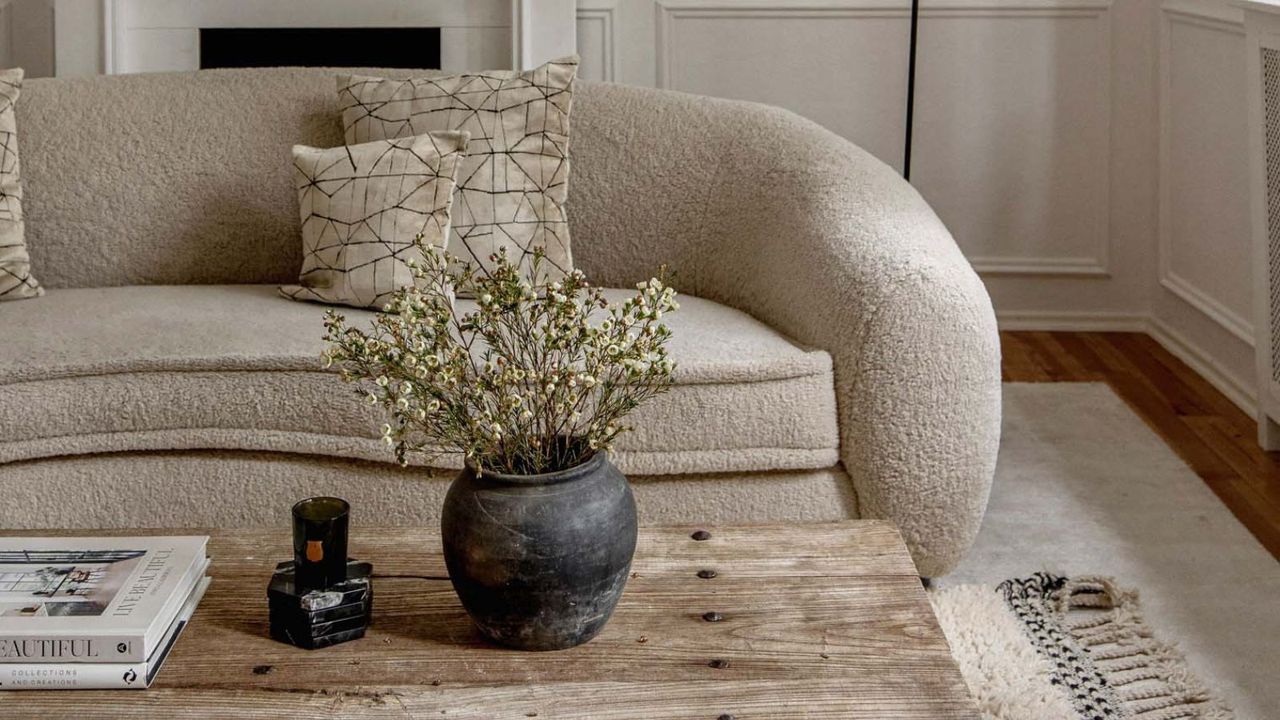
[199,28,441,70]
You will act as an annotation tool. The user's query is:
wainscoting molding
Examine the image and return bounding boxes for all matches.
[1157,0,1253,346]
[996,310,1149,333]
[1159,272,1255,345]
[654,0,1115,90]
[1161,0,1244,29]
[971,256,1110,277]
[652,0,1114,279]
[576,0,620,82]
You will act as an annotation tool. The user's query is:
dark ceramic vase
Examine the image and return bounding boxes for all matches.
[441,451,637,651]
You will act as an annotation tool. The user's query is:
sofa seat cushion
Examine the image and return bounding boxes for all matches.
[1,285,838,475]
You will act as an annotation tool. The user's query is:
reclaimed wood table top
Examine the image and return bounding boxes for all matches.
[3,521,978,719]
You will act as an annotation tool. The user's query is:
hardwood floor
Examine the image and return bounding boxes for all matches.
[1001,331,1280,562]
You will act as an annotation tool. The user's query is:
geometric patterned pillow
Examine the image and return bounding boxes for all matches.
[0,68,42,301]
[279,131,469,310]
[337,56,578,295]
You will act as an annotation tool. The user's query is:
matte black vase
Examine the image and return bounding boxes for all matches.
[441,451,637,651]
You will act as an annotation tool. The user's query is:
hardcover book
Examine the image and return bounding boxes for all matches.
[0,576,211,689]
[0,536,209,663]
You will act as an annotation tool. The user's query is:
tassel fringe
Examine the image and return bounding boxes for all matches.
[998,573,1233,720]
[1058,577,1232,720]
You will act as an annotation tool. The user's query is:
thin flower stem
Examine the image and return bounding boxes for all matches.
[321,237,678,475]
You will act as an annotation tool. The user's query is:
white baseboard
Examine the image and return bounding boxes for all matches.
[996,310,1256,415]
[996,310,1149,332]
[1145,317,1256,416]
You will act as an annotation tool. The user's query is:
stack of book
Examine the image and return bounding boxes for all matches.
[0,536,210,689]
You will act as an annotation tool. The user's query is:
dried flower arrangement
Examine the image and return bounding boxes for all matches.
[322,236,678,476]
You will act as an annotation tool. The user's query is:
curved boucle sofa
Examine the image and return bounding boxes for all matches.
[0,68,1000,577]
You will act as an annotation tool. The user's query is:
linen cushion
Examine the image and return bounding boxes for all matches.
[280,131,468,310]
[0,68,40,300]
[0,285,838,477]
[338,56,578,290]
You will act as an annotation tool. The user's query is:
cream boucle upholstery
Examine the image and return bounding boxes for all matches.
[0,285,837,474]
[0,453,857,530]
[3,68,999,576]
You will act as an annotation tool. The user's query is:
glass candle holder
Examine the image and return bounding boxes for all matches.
[292,496,350,591]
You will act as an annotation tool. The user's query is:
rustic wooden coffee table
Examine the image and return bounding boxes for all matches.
[6,521,977,719]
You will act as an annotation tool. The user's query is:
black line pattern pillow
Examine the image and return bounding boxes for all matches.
[0,68,41,301]
[338,56,578,294]
[280,131,469,310]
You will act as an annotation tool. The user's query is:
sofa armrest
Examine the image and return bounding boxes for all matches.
[704,111,1002,577]
[833,258,1002,578]
[570,86,1000,575]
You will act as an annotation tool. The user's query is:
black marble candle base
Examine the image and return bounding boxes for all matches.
[268,559,373,650]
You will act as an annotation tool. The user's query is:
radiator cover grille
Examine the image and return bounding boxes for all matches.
[1264,48,1280,383]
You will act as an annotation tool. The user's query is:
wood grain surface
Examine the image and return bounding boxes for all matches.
[0,521,978,719]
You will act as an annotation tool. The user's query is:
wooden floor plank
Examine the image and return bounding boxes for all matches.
[1183,416,1280,509]
[999,331,1052,382]
[1048,331,1111,381]
[1028,331,1095,381]
[1003,331,1280,561]
[1107,333,1216,417]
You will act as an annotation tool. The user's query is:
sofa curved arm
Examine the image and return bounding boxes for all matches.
[570,86,1002,576]
[710,106,1002,577]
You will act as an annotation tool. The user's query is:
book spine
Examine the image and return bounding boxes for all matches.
[0,660,151,690]
[0,636,145,663]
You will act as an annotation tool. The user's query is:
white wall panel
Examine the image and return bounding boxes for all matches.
[655,2,910,172]
[1159,4,1252,342]
[648,0,1118,276]
[577,0,619,82]
[1151,0,1255,411]
[913,7,1112,276]
[512,0,577,70]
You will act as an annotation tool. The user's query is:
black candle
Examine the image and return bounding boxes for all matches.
[292,496,349,591]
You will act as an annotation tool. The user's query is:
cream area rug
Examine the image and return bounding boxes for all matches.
[936,384,1280,719]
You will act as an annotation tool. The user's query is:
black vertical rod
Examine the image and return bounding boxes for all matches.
[903,0,920,180]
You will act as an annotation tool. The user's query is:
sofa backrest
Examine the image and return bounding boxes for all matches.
[14,67,720,291]
[19,68,345,288]
[23,68,876,299]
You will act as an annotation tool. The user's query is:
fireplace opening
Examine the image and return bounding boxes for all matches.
[199,28,441,70]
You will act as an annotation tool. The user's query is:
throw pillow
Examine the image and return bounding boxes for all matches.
[0,68,41,301]
[280,131,469,310]
[337,56,578,293]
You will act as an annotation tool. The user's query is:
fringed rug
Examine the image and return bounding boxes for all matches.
[931,573,1233,720]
